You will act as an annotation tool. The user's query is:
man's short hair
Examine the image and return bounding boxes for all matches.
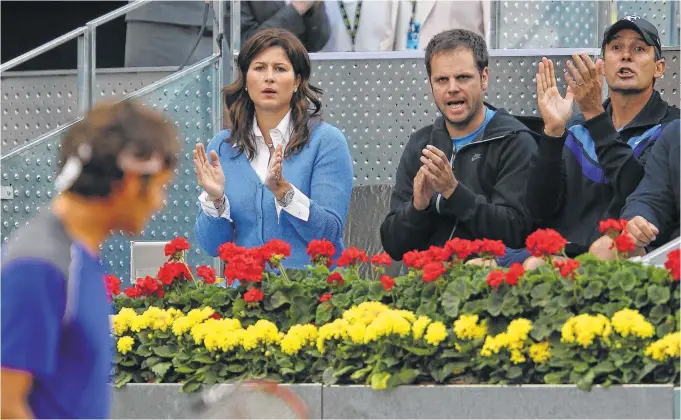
[58,100,180,198]
[425,29,489,77]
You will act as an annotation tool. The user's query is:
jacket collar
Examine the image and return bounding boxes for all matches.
[603,89,669,130]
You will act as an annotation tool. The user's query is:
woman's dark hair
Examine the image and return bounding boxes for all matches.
[223,28,323,159]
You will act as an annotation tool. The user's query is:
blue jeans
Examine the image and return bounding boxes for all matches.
[497,248,531,268]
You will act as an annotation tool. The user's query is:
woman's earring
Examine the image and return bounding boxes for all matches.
[294,88,298,93]
[245,87,248,92]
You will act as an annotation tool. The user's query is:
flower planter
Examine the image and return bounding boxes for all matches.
[110,383,322,419]
[111,384,675,419]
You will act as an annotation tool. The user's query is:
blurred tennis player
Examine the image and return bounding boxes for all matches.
[1,100,180,418]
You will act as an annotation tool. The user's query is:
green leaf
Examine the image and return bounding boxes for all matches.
[322,367,338,385]
[617,270,638,292]
[370,372,392,390]
[333,365,355,378]
[416,301,438,318]
[649,304,671,324]
[350,365,373,381]
[232,299,246,316]
[401,345,438,356]
[501,295,520,317]
[267,290,291,310]
[460,299,485,315]
[544,370,568,384]
[634,289,649,308]
[583,280,604,300]
[576,370,596,391]
[387,368,419,388]
[531,283,551,300]
[572,362,590,373]
[151,345,176,358]
[193,354,217,364]
[114,371,133,388]
[487,291,503,317]
[315,304,333,325]
[151,362,172,379]
[647,285,670,304]
[175,365,196,374]
[441,290,461,319]
[181,381,202,393]
[141,356,162,370]
[226,364,246,373]
[507,366,523,379]
[592,360,615,375]
[367,282,385,301]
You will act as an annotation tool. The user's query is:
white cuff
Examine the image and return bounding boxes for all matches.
[275,184,310,222]
[199,191,232,221]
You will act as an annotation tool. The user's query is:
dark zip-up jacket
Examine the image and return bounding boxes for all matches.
[621,119,680,247]
[380,106,538,260]
[525,90,679,256]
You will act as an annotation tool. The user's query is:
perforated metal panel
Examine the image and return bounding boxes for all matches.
[1,63,215,283]
[1,69,173,155]
[659,48,679,105]
[617,0,679,46]
[493,1,600,48]
[310,53,593,186]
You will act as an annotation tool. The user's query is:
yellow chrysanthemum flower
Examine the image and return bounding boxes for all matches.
[510,349,526,364]
[343,302,390,326]
[529,341,551,364]
[117,336,135,355]
[645,331,681,362]
[453,314,487,341]
[424,322,447,346]
[561,314,612,348]
[611,309,655,339]
[412,316,432,341]
[112,308,137,336]
[316,319,349,353]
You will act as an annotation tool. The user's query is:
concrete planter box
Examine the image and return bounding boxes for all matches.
[112,384,676,419]
[111,383,322,419]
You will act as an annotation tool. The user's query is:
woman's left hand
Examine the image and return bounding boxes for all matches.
[265,144,290,199]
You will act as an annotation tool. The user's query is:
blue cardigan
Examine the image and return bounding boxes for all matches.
[194,122,354,269]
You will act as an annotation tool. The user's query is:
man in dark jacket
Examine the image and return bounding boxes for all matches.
[515,16,679,269]
[590,120,680,258]
[380,29,538,261]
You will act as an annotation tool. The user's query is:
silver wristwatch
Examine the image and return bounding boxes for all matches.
[276,187,295,207]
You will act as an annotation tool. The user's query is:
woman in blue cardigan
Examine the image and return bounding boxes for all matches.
[193,28,353,269]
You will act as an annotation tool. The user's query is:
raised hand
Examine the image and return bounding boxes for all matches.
[193,143,225,200]
[420,145,458,199]
[536,57,574,137]
[564,53,605,120]
[265,144,285,194]
[413,167,434,211]
[626,216,659,248]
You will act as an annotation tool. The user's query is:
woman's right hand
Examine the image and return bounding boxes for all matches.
[193,143,226,200]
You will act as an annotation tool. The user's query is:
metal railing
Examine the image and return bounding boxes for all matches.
[0,0,228,128]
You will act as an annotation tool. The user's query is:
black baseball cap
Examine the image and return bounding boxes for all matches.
[602,15,662,56]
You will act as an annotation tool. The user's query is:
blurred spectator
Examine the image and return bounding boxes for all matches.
[394,0,490,51]
[241,1,330,53]
[319,0,399,52]
[124,1,226,67]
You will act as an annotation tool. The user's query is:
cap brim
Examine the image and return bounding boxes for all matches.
[603,20,658,50]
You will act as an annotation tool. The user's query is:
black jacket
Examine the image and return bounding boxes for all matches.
[380,107,538,260]
[621,119,680,247]
[525,90,680,256]
[241,1,330,52]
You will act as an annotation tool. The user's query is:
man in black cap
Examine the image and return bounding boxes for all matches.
[502,15,679,269]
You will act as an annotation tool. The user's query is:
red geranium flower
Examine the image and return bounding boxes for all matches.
[526,229,567,257]
[424,245,452,262]
[260,239,291,265]
[327,272,344,286]
[197,265,217,284]
[136,276,160,295]
[470,240,485,254]
[599,218,628,235]
[104,274,121,301]
[480,239,506,258]
[486,270,505,289]
[307,239,336,267]
[156,289,165,298]
[379,274,395,291]
[505,263,524,286]
[422,262,446,283]
[224,249,266,286]
[612,233,636,254]
[554,259,581,278]
[218,242,248,263]
[243,287,264,304]
[337,247,369,267]
[211,312,222,320]
[665,249,680,281]
[403,250,430,269]
[164,237,190,257]
[319,293,333,303]
[157,261,193,285]
[445,238,473,260]
[124,286,141,299]
[371,253,393,266]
